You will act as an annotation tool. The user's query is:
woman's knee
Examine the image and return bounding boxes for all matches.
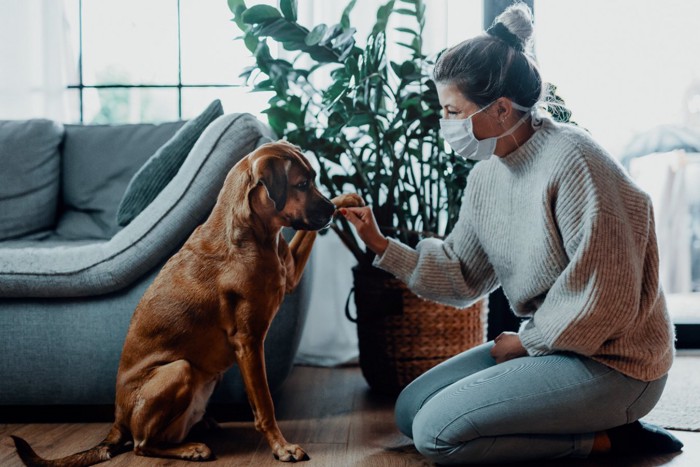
[411,407,484,465]
[394,344,495,438]
[394,384,418,438]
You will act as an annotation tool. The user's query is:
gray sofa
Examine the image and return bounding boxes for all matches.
[0,113,312,407]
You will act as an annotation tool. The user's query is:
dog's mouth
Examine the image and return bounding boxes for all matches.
[290,197,336,231]
[291,214,334,231]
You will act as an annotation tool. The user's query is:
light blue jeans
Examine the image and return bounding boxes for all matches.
[395,342,667,465]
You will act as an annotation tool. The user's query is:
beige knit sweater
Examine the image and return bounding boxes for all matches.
[374,117,674,382]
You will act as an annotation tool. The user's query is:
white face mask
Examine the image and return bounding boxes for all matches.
[440,101,531,161]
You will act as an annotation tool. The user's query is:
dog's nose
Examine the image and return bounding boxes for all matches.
[326,199,336,212]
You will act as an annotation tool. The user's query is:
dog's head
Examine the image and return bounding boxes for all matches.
[247,141,336,231]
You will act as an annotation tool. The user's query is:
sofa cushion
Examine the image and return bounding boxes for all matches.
[116,99,224,226]
[55,120,186,240]
[0,114,275,298]
[0,119,63,240]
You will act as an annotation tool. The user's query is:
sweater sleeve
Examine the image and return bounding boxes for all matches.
[519,157,656,357]
[373,200,499,308]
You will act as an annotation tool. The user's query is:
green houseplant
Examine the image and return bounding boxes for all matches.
[229,0,473,268]
[229,0,483,395]
[229,0,573,394]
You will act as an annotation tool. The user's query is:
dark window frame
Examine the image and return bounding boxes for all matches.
[68,0,238,123]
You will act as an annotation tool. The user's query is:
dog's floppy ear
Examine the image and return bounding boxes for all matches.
[252,155,289,211]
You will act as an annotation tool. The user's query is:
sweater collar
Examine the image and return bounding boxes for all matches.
[495,115,554,170]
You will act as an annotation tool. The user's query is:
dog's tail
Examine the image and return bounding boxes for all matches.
[10,425,129,467]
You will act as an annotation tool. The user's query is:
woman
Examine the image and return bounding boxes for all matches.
[340,3,683,465]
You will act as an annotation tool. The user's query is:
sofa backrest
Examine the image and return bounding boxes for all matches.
[56,121,185,240]
[0,119,63,241]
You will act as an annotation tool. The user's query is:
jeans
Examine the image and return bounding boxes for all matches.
[395,342,667,465]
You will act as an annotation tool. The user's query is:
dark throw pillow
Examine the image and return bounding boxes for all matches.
[116,99,224,226]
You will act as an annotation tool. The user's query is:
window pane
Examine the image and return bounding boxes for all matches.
[82,0,179,85]
[83,87,179,124]
[63,0,81,86]
[65,89,82,123]
[181,87,273,123]
[442,0,483,54]
[180,0,253,85]
[536,0,700,156]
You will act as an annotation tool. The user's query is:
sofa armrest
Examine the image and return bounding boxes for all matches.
[0,113,275,298]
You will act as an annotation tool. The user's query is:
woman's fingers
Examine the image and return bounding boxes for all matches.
[339,207,389,255]
[340,207,370,226]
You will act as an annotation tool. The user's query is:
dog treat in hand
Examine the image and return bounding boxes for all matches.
[332,193,365,216]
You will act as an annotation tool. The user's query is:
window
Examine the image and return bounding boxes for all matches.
[64,0,275,124]
[63,0,484,124]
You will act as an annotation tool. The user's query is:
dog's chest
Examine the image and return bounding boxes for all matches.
[255,267,286,308]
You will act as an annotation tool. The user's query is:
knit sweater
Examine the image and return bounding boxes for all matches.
[374,116,674,382]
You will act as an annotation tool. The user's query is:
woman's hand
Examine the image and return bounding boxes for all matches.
[339,207,389,256]
[490,332,528,364]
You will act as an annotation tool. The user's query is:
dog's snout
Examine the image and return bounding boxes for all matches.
[322,197,336,216]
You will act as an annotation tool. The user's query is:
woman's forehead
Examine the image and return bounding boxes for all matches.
[436,82,472,107]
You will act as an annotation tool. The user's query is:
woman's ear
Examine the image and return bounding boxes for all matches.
[494,97,513,123]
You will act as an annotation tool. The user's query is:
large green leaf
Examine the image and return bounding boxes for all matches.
[280,0,297,22]
[228,0,246,15]
[347,113,374,126]
[306,45,341,63]
[241,5,281,24]
[305,24,327,46]
[337,43,358,62]
[395,27,419,36]
[393,8,415,15]
[372,0,396,36]
[340,0,358,29]
[262,107,289,136]
[256,19,306,43]
[320,24,343,45]
[322,111,347,139]
[243,33,258,53]
[333,27,356,50]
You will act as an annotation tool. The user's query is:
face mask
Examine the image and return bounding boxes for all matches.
[440,102,531,161]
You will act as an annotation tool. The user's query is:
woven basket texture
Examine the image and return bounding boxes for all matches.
[350,265,487,395]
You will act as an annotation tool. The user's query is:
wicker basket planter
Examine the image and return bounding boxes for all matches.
[346,265,487,396]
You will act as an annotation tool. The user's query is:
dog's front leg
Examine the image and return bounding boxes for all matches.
[285,193,365,291]
[233,333,308,462]
[285,231,317,291]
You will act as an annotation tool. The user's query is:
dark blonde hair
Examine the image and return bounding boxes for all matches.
[433,3,542,109]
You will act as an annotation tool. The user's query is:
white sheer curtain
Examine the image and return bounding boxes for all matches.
[294,0,483,366]
[630,151,693,294]
[0,0,73,120]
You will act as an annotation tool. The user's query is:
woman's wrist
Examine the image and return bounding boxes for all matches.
[371,236,390,257]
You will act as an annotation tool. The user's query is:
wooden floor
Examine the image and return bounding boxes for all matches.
[1,358,698,467]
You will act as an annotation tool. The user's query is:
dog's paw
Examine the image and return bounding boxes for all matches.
[332,193,365,209]
[273,443,309,462]
[182,443,213,462]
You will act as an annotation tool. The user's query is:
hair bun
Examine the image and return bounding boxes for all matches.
[488,2,534,52]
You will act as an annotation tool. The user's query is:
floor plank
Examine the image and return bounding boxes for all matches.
[1,358,698,466]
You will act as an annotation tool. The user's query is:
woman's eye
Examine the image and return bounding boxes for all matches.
[447,111,459,116]
[296,181,309,190]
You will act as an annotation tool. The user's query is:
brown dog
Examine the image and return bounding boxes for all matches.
[11,141,364,465]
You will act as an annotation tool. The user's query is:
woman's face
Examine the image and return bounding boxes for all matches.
[436,81,501,140]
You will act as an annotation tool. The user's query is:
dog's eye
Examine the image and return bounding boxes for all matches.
[295,181,309,191]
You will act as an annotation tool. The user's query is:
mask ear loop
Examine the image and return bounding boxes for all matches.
[489,100,530,127]
[499,102,533,149]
